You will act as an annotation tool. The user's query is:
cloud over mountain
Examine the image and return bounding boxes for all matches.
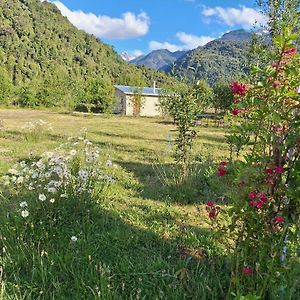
[49,1,150,40]
[149,32,214,52]
[202,6,267,29]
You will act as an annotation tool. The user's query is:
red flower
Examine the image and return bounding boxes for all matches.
[249,200,255,207]
[230,82,249,96]
[283,48,297,56]
[259,192,268,203]
[243,267,255,275]
[275,166,284,174]
[239,180,245,187]
[219,161,227,167]
[256,201,263,209]
[248,191,257,200]
[217,168,227,177]
[207,201,215,207]
[209,210,217,219]
[274,215,284,224]
[265,168,275,175]
[231,108,240,116]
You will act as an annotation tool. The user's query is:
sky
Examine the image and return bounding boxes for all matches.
[43,0,267,58]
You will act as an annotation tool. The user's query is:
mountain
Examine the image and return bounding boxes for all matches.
[166,29,253,85]
[120,52,137,62]
[131,49,187,70]
[0,0,172,108]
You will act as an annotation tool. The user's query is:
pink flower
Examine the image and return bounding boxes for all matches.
[283,48,297,56]
[219,161,227,167]
[207,201,215,207]
[256,201,263,209]
[275,166,284,174]
[259,192,268,203]
[231,108,240,116]
[274,215,284,224]
[248,191,257,200]
[230,82,249,96]
[243,267,255,275]
[217,168,227,177]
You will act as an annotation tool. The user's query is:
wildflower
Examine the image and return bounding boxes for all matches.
[39,194,46,201]
[60,193,68,198]
[217,168,227,177]
[274,215,284,224]
[219,161,227,167]
[16,176,24,184]
[49,198,55,203]
[20,201,28,208]
[248,191,257,200]
[275,166,284,174]
[106,160,112,167]
[209,210,217,219]
[70,150,77,156]
[231,108,240,116]
[71,236,78,242]
[47,187,56,193]
[207,201,214,207]
[256,201,263,209]
[21,210,29,218]
[78,170,88,181]
[243,267,254,275]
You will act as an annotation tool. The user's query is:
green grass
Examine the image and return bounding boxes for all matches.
[0,109,231,299]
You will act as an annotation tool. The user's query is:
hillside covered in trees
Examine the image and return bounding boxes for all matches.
[165,30,252,85]
[0,0,172,111]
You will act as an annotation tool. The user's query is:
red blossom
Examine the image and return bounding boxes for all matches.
[265,168,275,175]
[283,48,297,56]
[209,210,217,219]
[217,168,227,177]
[274,215,285,224]
[219,161,227,167]
[248,191,257,200]
[231,108,240,116]
[207,201,214,207]
[256,201,263,209]
[259,192,268,203]
[275,166,284,174]
[230,82,249,96]
[239,180,245,187]
[249,200,256,208]
[243,267,255,275]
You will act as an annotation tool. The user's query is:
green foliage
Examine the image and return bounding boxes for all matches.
[0,0,174,109]
[212,81,234,112]
[0,66,13,105]
[169,31,250,86]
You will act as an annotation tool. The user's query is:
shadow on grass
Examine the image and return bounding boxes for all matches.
[1,198,229,300]
[116,160,212,204]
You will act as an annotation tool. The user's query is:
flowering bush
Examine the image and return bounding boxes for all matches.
[22,119,53,141]
[207,27,300,298]
[2,137,120,224]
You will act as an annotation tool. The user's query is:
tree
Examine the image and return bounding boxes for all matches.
[0,67,13,105]
[212,81,234,113]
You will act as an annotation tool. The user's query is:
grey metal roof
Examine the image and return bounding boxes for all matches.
[115,85,162,96]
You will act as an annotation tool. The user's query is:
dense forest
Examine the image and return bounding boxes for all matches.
[0,0,173,111]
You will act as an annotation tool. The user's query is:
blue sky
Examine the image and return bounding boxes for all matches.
[46,0,266,57]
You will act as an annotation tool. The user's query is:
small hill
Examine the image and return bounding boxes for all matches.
[131,49,187,70]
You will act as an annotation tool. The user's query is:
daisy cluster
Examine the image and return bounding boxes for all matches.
[2,137,116,218]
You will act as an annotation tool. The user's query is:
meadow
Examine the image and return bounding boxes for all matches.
[0,109,231,300]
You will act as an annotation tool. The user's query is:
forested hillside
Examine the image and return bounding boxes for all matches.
[0,0,171,110]
[166,30,252,85]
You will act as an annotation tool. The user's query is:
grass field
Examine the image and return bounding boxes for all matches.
[0,109,232,299]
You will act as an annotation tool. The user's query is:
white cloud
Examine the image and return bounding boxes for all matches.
[49,1,150,40]
[149,32,214,52]
[202,6,267,29]
[132,50,144,57]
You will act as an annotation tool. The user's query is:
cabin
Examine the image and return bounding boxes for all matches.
[114,83,162,117]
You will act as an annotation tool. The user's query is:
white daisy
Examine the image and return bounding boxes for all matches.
[39,194,46,201]
[71,236,78,242]
[21,210,29,218]
[20,201,28,208]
